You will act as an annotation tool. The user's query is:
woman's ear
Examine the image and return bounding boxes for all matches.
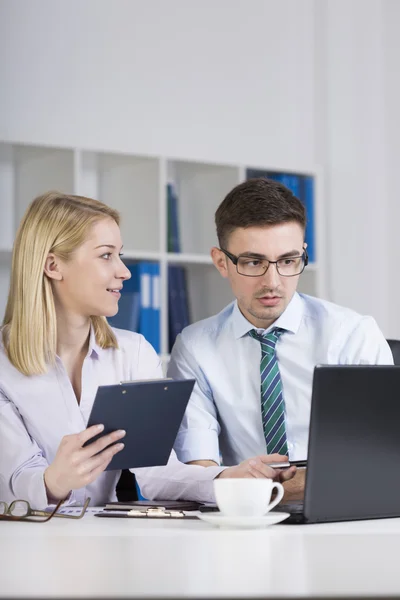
[44,253,63,281]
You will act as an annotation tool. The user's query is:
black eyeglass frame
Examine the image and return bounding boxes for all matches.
[219,247,309,277]
[0,497,90,522]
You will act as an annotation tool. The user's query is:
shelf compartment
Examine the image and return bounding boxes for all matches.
[167,160,241,255]
[0,143,74,249]
[79,151,161,253]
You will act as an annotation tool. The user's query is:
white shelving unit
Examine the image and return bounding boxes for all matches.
[0,141,326,357]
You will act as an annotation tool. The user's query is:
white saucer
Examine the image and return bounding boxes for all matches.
[197,511,290,529]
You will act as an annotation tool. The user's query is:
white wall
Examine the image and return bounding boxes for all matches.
[316,0,399,337]
[1,0,400,336]
[383,0,400,338]
[0,0,315,169]
[318,0,389,329]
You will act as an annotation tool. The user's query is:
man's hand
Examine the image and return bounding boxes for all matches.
[216,454,296,482]
[282,467,306,501]
[44,424,126,501]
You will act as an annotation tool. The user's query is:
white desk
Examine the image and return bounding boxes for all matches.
[1,509,400,598]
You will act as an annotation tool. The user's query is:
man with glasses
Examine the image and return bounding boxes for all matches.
[167,177,393,500]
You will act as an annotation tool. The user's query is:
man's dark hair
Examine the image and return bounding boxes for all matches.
[215,177,306,248]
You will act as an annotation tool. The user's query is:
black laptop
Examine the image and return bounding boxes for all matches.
[276,365,400,524]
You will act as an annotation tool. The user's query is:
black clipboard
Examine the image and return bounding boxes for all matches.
[94,510,199,520]
[85,378,195,470]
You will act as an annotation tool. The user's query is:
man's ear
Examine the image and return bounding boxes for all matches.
[211,247,229,279]
[44,253,63,281]
[303,242,309,266]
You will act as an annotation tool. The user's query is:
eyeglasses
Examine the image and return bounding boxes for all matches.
[219,248,308,277]
[0,497,91,522]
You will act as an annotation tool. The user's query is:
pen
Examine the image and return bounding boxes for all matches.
[267,460,307,469]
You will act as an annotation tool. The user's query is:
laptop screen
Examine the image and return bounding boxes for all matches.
[301,365,400,524]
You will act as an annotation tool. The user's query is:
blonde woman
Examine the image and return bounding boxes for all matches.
[0,192,291,509]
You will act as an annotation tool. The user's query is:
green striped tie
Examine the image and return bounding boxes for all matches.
[249,328,288,455]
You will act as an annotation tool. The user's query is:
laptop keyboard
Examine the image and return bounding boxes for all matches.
[275,501,304,514]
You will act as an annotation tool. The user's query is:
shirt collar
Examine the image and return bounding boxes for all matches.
[231,292,304,339]
[87,323,102,358]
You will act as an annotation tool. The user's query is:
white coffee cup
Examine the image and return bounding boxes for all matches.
[213,478,284,517]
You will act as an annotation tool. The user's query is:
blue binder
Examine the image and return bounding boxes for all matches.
[150,262,161,353]
[245,168,316,264]
[107,263,140,332]
[304,176,315,263]
[279,173,300,199]
[167,183,181,253]
[138,262,153,344]
[168,265,190,352]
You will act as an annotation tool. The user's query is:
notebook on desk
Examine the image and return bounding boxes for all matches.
[275,365,400,524]
[104,500,202,511]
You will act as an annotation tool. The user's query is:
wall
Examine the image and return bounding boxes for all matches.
[318,0,389,332]
[317,0,400,337]
[1,0,400,336]
[0,0,315,169]
[383,0,400,338]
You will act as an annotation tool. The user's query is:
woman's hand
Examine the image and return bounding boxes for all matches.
[44,424,126,501]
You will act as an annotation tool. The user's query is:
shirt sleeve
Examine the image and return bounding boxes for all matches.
[136,334,164,379]
[167,333,221,465]
[132,449,227,503]
[336,316,394,364]
[0,391,84,509]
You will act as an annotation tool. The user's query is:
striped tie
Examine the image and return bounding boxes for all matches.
[249,328,288,456]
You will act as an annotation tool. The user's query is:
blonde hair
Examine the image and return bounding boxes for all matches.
[3,191,121,376]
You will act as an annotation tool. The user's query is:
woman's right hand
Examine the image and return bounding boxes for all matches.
[44,424,126,501]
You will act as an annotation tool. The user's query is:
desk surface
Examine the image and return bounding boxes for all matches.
[2,508,400,598]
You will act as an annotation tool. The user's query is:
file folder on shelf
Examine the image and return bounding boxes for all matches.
[167,182,181,253]
[108,261,161,354]
[168,264,190,352]
[149,261,161,353]
[107,263,140,332]
[246,168,315,264]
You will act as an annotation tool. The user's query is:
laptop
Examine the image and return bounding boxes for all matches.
[275,365,400,524]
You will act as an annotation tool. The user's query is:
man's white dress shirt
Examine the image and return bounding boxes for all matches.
[168,293,393,466]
